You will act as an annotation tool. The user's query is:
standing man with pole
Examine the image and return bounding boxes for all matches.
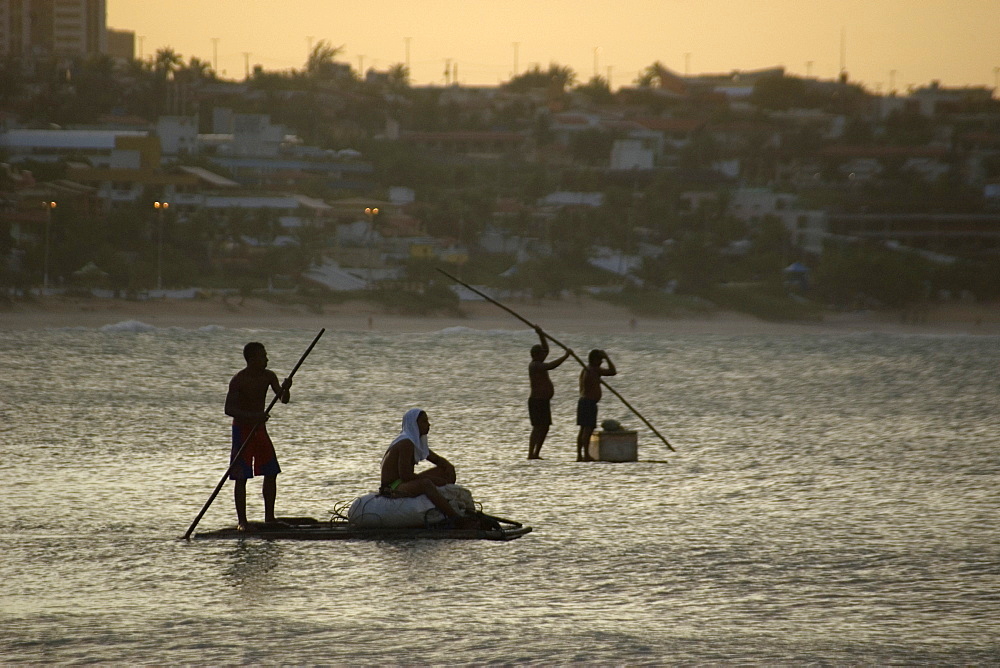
[184,329,323,540]
[577,349,617,462]
[527,326,571,459]
[225,341,291,529]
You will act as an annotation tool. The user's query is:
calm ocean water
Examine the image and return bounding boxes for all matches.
[1,322,998,665]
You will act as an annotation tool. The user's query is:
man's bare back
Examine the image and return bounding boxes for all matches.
[579,365,603,401]
[226,367,280,423]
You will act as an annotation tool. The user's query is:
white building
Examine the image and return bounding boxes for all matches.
[0,128,147,165]
[211,109,287,157]
[728,187,828,254]
[538,191,604,208]
[156,116,199,157]
[610,139,655,170]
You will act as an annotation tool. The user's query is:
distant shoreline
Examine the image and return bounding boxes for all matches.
[2,293,998,336]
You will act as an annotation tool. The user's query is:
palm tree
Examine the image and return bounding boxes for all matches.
[149,48,184,115]
[179,57,215,82]
[387,63,410,90]
[505,62,576,92]
[636,61,666,87]
[153,48,182,78]
[575,75,613,104]
[306,40,345,77]
[546,63,576,92]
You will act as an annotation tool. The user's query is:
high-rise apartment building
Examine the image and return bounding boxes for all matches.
[105,27,133,61]
[0,0,107,60]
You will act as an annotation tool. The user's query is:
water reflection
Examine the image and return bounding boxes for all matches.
[225,541,283,589]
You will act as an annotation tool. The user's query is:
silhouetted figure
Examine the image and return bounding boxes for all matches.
[576,349,616,462]
[380,408,476,526]
[527,326,571,459]
[225,341,291,529]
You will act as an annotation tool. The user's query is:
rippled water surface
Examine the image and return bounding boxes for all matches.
[2,323,998,664]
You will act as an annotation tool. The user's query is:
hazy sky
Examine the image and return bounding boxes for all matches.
[108,0,1000,92]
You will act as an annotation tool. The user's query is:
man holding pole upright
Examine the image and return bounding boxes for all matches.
[528,326,571,459]
[225,342,292,529]
[577,349,616,462]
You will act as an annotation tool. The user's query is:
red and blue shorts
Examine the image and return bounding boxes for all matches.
[229,423,281,480]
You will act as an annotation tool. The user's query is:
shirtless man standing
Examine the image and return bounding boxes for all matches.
[527,326,571,459]
[225,341,291,529]
[576,349,617,462]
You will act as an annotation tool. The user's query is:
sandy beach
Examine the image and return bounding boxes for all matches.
[2,293,999,336]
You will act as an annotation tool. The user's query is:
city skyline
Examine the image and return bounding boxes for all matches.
[108,0,1000,93]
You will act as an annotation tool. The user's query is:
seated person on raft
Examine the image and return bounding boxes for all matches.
[380,408,477,527]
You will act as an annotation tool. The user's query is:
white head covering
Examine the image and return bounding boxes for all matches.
[388,408,430,464]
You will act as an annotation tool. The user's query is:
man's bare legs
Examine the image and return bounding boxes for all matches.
[577,426,595,462]
[393,462,462,518]
[234,476,278,528]
[529,425,549,459]
[263,475,277,522]
[419,460,456,486]
[234,479,249,528]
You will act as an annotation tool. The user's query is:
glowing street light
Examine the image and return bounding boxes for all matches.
[364,206,379,236]
[364,207,379,288]
[42,200,56,292]
[154,201,169,291]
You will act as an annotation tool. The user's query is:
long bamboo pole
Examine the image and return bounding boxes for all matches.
[184,328,326,539]
[437,269,674,452]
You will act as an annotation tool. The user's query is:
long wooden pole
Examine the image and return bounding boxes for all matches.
[184,328,326,540]
[437,269,674,452]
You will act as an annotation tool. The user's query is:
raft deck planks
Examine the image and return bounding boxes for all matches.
[192,517,532,542]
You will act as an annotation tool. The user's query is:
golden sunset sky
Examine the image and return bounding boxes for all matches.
[108,0,1000,93]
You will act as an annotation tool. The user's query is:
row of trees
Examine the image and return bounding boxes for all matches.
[2,41,880,130]
[0,198,320,296]
[5,170,1000,314]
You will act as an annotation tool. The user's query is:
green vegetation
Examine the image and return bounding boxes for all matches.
[705,284,824,322]
[499,255,612,300]
[2,48,998,321]
[812,242,1000,307]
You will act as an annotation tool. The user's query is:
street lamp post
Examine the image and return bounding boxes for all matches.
[42,200,56,293]
[364,207,379,288]
[154,201,169,291]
